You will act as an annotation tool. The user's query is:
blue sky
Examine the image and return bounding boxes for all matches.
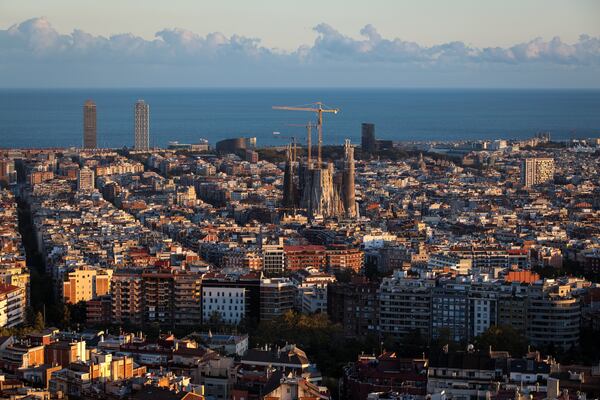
[1,0,599,88]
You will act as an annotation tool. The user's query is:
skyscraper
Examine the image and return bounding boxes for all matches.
[521,158,555,187]
[361,123,377,155]
[342,139,357,218]
[134,100,149,150]
[83,100,97,149]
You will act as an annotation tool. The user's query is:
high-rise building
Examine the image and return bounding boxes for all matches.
[134,100,150,150]
[83,100,97,149]
[526,281,580,350]
[259,278,295,321]
[201,272,261,326]
[361,123,377,155]
[261,239,285,276]
[111,270,143,326]
[62,266,112,304]
[342,139,356,218]
[379,271,433,340]
[77,166,95,192]
[328,277,379,338]
[521,158,555,187]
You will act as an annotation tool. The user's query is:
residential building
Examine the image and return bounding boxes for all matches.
[328,277,379,338]
[62,266,112,304]
[77,166,95,192]
[260,277,295,321]
[526,281,581,350]
[521,158,555,187]
[379,271,433,340]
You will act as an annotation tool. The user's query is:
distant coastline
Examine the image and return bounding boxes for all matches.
[1,88,599,149]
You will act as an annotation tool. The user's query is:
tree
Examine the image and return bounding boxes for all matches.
[474,325,527,357]
[33,311,45,331]
[58,303,71,328]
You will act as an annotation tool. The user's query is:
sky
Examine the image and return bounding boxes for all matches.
[1,0,599,88]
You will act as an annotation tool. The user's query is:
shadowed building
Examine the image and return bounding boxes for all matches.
[282,145,299,209]
[134,100,149,150]
[361,123,377,155]
[83,99,97,149]
[342,139,357,218]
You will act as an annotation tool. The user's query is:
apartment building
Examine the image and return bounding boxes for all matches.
[0,284,26,328]
[379,271,433,340]
[201,272,261,326]
[526,281,581,350]
[62,266,112,304]
[328,277,379,338]
[259,278,295,321]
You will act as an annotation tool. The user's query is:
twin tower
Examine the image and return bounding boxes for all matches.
[282,139,357,220]
[82,99,149,150]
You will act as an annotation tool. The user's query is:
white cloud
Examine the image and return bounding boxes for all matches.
[0,17,599,87]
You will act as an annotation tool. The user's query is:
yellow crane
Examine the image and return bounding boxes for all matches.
[287,122,316,167]
[272,102,339,165]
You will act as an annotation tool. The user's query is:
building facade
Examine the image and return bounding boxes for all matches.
[83,100,97,149]
[521,158,555,187]
[134,100,150,150]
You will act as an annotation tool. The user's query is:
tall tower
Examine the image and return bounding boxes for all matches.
[83,100,97,149]
[134,100,150,150]
[361,123,377,156]
[282,144,298,209]
[342,139,357,218]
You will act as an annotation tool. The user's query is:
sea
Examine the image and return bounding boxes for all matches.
[0,88,599,149]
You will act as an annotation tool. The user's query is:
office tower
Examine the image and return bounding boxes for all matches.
[83,100,97,149]
[134,100,149,150]
[361,123,377,155]
[521,158,555,187]
[342,139,356,218]
[77,166,95,192]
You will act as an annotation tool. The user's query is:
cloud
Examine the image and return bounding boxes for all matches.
[308,24,600,65]
[0,17,599,87]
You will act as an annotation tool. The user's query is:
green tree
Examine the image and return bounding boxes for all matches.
[33,311,45,331]
[58,303,71,328]
[474,325,528,357]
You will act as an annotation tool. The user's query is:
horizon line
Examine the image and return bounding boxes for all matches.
[2,86,600,91]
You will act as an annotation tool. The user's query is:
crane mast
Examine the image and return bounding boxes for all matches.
[272,102,339,166]
[288,122,315,167]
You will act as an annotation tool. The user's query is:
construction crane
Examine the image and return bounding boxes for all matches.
[287,122,316,167]
[272,102,339,165]
[272,131,297,161]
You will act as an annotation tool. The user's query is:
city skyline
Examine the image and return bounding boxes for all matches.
[0,2,599,400]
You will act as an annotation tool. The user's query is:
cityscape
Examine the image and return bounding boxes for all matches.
[1,1,600,400]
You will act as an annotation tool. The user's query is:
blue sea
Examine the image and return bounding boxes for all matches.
[0,88,599,149]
